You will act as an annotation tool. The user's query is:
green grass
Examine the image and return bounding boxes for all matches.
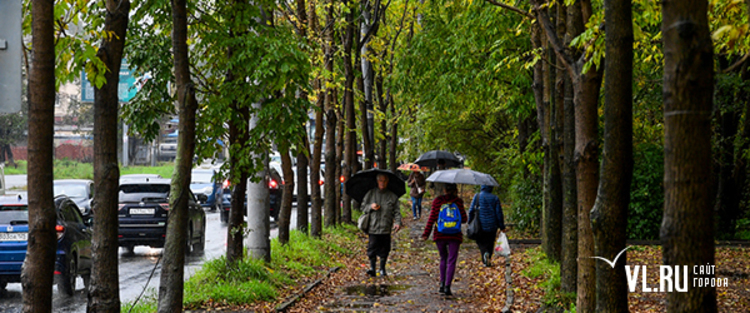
[2,159,175,180]
[521,247,575,309]
[123,225,361,312]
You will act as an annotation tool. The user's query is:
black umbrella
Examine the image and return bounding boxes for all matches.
[345,169,406,203]
[414,150,461,168]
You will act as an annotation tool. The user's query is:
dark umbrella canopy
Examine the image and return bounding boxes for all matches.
[345,169,406,203]
[414,150,461,168]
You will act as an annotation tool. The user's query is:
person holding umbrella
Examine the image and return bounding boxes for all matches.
[407,169,426,220]
[469,185,506,267]
[359,173,403,277]
[421,183,467,296]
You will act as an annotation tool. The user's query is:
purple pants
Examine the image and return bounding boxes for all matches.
[436,240,461,286]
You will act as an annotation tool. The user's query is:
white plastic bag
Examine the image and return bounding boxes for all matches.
[494,232,511,257]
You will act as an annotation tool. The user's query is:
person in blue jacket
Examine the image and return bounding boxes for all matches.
[468,185,506,267]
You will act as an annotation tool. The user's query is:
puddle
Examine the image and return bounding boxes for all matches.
[343,284,412,297]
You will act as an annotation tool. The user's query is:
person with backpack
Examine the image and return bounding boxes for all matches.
[420,183,467,296]
[468,185,506,267]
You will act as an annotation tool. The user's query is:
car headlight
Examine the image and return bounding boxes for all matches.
[202,186,213,195]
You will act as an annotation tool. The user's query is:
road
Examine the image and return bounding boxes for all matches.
[0,209,293,312]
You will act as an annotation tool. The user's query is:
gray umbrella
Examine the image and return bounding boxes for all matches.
[425,169,499,187]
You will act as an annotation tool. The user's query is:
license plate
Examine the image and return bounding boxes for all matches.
[130,208,155,215]
[0,232,28,241]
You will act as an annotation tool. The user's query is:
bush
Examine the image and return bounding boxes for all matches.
[628,143,664,240]
[508,176,542,234]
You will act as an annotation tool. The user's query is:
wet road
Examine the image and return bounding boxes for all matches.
[0,210,291,312]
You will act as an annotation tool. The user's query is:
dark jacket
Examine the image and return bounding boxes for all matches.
[422,194,467,242]
[407,172,426,198]
[468,185,505,232]
[361,188,402,234]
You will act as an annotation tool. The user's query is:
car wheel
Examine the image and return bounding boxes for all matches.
[185,227,193,255]
[82,273,91,290]
[193,221,206,253]
[123,245,135,254]
[60,255,77,296]
[220,210,228,223]
[0,280,7,291]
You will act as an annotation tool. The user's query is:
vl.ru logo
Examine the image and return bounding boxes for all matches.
[591,246,729,293]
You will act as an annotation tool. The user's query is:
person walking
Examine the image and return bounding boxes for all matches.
[407,170,426,219]
[468,185,506,267]
[361,173,402,277]
[421,183,467,296]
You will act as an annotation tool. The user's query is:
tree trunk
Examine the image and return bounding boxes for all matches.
[376,74,387,170]
[661,0,717,312]
[245,101,271,261]
[227,101,249,266]
[560,64,578,294]
[360,0,375,170]
[713,77,741,240]
[323,0,337,227]
[88,1,130,311]
[297,147,310,233]
[388,93,398,173]
[545,18,563,261]
[591,0,632,310]
[22,1,56,311]
[336,91,345,224]
[310,78,324,236]
[158,0,199,310]
[278,149,295,244]
[342,0,356,224]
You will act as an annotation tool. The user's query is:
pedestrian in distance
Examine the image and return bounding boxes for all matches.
[421,183,467,296]
[407,170,426,220]
[468,185,505,267]
[361,173,402,277]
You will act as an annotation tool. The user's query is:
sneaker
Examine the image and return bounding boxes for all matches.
[378,269,387,277]
[366,269,376,277]
[413,216,418,220]
[483,252,491,267]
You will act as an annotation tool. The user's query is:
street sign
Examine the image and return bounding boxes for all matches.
[81,61,137,102]
[0,0,23,113]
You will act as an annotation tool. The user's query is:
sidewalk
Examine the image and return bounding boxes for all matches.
[286,200,518,313]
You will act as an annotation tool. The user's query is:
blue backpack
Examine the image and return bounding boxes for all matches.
[437,202,462,234]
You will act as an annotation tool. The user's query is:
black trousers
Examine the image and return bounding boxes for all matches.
[475,231,496,257]
[367,234,392,259]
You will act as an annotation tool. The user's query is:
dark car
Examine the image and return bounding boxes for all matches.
[53,179,94,218]
[190,168,223,211]
[0,194,92,296]
[220,164,283,223]
[117,179,206,254]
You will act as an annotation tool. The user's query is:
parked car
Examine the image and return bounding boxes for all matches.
[0,194,92,296]
[53,179,94,218]
[117,179,206,254]
[120,174,163,183]
[190,168,223,211]
[158,136,178,161]
[220,164,283,223]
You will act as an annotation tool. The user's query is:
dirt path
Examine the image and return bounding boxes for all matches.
[288,201,512,313]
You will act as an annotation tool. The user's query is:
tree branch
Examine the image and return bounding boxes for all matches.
[530,0,577,76]
[484,0,534,20]
[722,52,750,74]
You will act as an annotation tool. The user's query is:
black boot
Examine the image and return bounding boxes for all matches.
[438,281,445,294]
[366,258,377,277]
[378,256,388,276]
[444,285,452,296]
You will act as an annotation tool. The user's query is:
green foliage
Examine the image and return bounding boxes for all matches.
[627,143,664,240]
[2,161,27,175]
[507,175,542,234]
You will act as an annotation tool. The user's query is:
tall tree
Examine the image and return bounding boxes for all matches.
[22,0,56,311]
[278,148,295,244]
[296,0,311,233]
[323,0,338,227]
[309,0,324,237]
[88,0,130,312]
[341,0,357,224]
[590,0,632,310]
[661,0,717,312]
[157,0,199,310]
